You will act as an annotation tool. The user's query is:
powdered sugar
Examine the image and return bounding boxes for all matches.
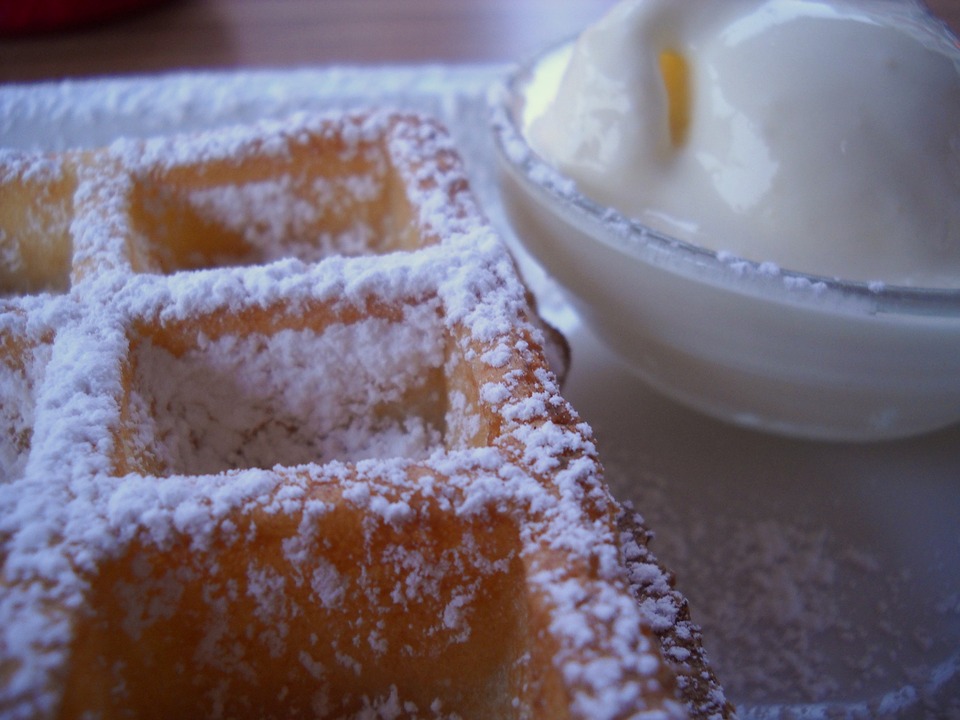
[604,445,960,719]
[185,175,382,262]
[0,109,689,720]
[131,311,446,475]
[0,320,51,484]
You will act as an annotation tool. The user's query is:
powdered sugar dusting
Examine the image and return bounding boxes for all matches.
[184,175,382,262]
[0,308,54,485]
[130,311,446,475]
[0,109,693,720]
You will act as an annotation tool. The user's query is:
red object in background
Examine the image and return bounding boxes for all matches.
[0,0,171,35]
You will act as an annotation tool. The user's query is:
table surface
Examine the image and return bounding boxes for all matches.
[2,0,959,84]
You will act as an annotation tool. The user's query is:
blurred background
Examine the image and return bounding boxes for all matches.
[2,0,957,84]
[1,0,619,82]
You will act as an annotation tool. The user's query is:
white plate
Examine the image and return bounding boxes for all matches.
[2,66,958,718]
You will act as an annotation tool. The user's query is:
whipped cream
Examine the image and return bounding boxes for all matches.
[527,0,960,287]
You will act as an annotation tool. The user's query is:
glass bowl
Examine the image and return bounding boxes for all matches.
[489,33,960,442]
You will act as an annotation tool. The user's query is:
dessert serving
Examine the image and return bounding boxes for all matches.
[0,111,729,718]
[526,0,960,288]
[492,0,960,440]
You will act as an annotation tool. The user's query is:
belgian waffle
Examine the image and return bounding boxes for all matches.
[0,110,728,719]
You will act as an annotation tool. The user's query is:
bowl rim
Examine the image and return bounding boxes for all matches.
[489,36,960,320]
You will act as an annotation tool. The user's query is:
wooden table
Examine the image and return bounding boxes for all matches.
[2,0,959,84]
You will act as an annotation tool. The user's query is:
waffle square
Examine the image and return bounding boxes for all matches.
[0,111,724,719]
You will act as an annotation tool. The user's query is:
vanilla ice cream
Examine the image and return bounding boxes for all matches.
[526,0,960,287]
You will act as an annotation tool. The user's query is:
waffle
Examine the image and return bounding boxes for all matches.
[0,110,727,719]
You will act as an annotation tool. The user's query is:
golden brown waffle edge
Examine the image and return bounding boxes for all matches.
[0,110,729,719]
